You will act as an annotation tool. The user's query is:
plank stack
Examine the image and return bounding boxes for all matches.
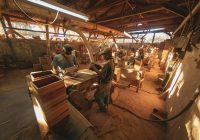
[27,71,69,137]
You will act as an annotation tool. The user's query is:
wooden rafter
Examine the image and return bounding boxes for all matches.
[96,2,186,23]
[4,15,16,38]
[1,1,124,36]
[163,2,188,17]
[96,5,163,23]
[105,14,179,28]
[129,29,169,34]
[126,24,178,32]
[86,0,125,14]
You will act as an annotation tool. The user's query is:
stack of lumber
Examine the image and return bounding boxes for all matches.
[33,56,52,71]
[27,73,69,137]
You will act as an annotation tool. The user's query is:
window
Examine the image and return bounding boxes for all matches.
[154,33,170,43]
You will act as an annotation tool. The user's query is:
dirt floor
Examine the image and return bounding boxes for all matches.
[0,68,41,140]
[0,62,166,140]
[80,63,167,140]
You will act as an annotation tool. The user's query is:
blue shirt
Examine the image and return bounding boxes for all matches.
[52,54,77,69]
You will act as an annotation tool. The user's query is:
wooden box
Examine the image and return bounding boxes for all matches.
[35,87,67,110]
[42,64,52,71]
[30,75,69,129]
[30,70,53,81]
[33,64,42,71]
[31,75,65,96]
[39,57,48,65]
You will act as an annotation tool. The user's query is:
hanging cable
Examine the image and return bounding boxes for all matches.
[13,0,59,25]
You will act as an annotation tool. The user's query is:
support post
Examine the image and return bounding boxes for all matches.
[0,16,16,62]
[45,25,51,55]
[4,15,16,38]
[152,32,155,44]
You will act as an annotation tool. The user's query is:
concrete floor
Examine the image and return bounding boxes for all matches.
[0,64,166,140]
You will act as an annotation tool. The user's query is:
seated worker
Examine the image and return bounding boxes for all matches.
[52,44,78,74]
[90,48,115,112]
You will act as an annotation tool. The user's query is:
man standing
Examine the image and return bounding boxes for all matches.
[52,44,78,74]
[90,48,115,112]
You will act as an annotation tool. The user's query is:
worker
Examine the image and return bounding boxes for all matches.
[138,46,144,60]
[90,48,115,112]
[52,44,78,74]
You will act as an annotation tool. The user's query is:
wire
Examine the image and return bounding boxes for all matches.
[13,0,59,25]
[112,87,200,122]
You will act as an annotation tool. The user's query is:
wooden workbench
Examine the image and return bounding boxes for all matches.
[64,69,99,92]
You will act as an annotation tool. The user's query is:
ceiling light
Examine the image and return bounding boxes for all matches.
[27,0,89,21]
[137,23,142,26]
[124,31,132,38]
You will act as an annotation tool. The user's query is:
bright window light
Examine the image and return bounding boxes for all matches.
[27,0,89,21]
[124,31,132,38]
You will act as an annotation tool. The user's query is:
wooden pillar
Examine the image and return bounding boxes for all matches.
[45,25,51,55]
[152,32,156,44]
[4,16,16,38]
[88,32,92,41]
[0,16,16,61]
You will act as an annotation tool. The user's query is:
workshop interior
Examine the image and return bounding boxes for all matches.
[0,0,200,140]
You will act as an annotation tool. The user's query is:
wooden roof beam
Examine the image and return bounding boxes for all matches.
[2,1,124,36]
[104,14,179,28]
[96,2,187,23]
[96,5,163,23]
[163,2,188,17]
[125,24,178,32]
[129,29,169,34]
[56,0,81,6]
[86,0,125,14]
[123,19,180,31]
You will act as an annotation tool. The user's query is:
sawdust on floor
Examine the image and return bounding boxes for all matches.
[80,63,166,140]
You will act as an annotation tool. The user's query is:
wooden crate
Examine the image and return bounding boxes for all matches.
[31,75,64,96]
[42,64,52,71]
[29,75,69,135]
[39,57,48,65]
[39,56,52,65]
[34,87,67,110]
[33,64,42,71]
[30,70,53,81]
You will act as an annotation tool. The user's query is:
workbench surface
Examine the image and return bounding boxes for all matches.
[64,69,99,90]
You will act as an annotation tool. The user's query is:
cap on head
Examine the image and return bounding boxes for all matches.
[99,48,112,60]
[64,44,73,54]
